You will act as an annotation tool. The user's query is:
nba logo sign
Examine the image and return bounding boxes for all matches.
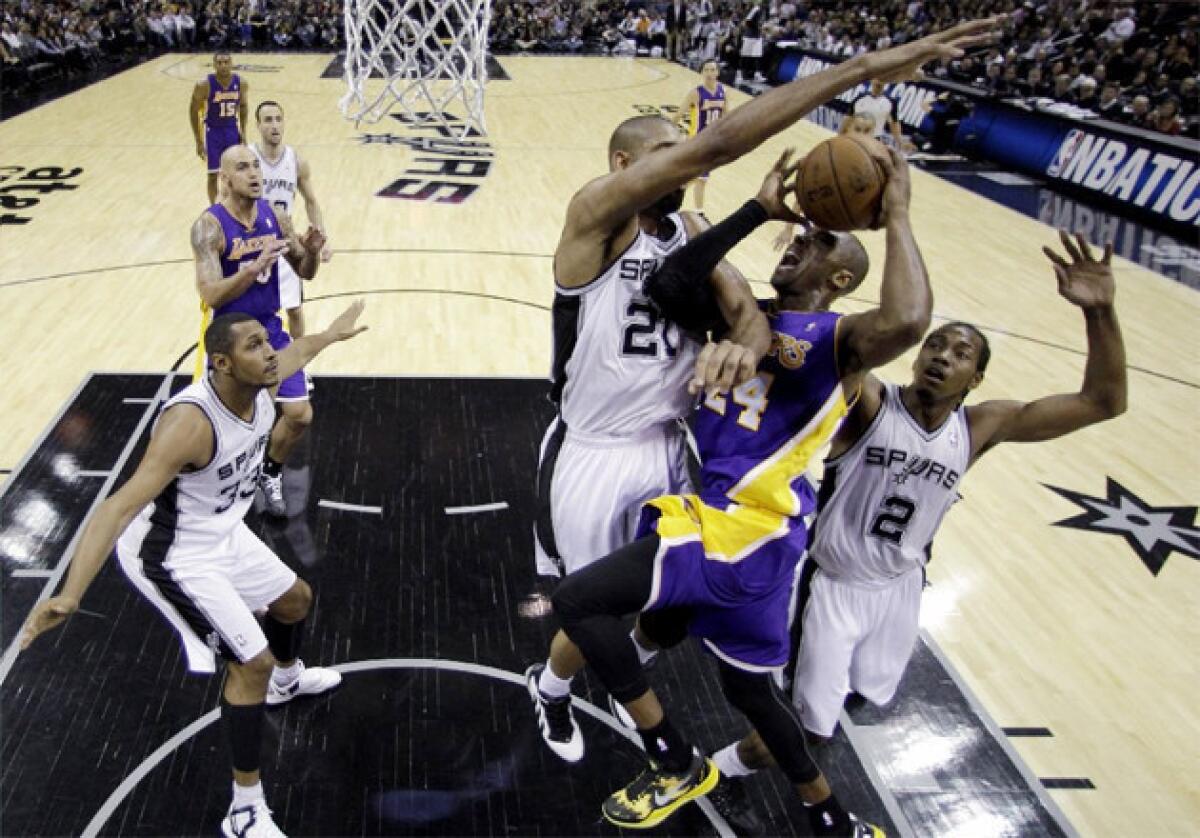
[1047,129,1085,178]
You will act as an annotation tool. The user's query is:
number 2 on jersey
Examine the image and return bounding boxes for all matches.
[704,372,775,431]
[869,495,915,544]
[621,300,677,358]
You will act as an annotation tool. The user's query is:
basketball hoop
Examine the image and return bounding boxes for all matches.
[341,0,493,137]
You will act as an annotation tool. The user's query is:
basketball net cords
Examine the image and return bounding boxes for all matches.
[340,0,492,137]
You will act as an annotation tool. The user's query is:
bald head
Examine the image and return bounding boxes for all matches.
[608,115,680,167]
[829,233,870,296]
[218,145,262,201]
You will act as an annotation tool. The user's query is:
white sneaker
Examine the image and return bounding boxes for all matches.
[525,663,584,762]
[259,470,286,517]
[266,661,342,707]
[221,799,287,838]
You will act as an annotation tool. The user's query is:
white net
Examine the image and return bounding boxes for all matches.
[340,0,493,136]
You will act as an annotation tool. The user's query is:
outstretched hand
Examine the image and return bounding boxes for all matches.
[755,149,805,224]
[300,226,327,256]
[324,299,369,342]
[1042,230,1115,310]
[19,596,79,650]
[862,144,910,227]
[869,15,1005,83]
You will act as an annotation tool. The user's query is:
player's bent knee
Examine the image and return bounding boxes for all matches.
[231,649,277,685]
[271,578,312,621]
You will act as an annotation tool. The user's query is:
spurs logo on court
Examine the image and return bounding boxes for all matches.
[0,166,84,226]
[1044,478,1200,576]
[361,112,495,205]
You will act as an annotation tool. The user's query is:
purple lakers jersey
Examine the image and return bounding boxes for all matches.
[694,309,846,518]
[208,199,283,327]
[693,83,726,134]
[205,73,241,129]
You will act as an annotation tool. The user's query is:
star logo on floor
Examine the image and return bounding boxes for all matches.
[1043,478,1200,575]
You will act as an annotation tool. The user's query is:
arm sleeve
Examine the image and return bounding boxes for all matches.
[644,199,769,332]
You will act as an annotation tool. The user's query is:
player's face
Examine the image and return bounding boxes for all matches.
[770,227,842,290]
[258,107,284,145]
[844,117,873,137]
[224,151,263,199]
[911,326,983,399]
[213,54,233,78]
[702,62,719,84]
[224,321,280,387]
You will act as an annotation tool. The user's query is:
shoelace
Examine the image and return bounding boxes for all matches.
[542,695,575,740]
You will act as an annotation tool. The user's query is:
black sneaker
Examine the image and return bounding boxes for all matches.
[706,776,765,835]
[525,663,583,762]
[602,751,719,829]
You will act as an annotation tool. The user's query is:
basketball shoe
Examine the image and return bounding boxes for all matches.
[265,660,342,707]
[602,751,719,829]
[525,663,584,762]
[220,798,287,838]
[259,471,286,517]
[706,776,765,835]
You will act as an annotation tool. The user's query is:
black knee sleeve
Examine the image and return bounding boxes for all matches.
[717,660,821,785]
[263,614,304,663]
[220,698,265,773]
[638,607,691,651]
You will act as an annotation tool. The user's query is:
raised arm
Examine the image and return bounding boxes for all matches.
[568,17,1001,241]
[190,80,207,161]
[19,404,213,649]
[192,211,287,308]
[274,207,323,279]
[836,148,931,385]
[968,231,1126,460]
[273,300,368,383]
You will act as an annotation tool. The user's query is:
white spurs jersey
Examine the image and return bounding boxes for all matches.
[253,144,298,215]
[551,214,700,437]
[808,383,971,586]
[118,376,274,559]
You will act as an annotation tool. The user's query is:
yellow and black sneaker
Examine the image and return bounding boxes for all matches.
[601,751,719,830]
[848,813,886,837]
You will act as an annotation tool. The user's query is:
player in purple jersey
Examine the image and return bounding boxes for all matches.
[191,145,327,516]
[526,147,928,836]
[673,60,727,212]
[191,51,250,203]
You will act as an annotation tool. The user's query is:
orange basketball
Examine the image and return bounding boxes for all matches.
[795,135,888,231]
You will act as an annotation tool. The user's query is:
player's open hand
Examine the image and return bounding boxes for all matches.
[252,239,290,274]
[1042,230,1115,310]
[755,149,805,224]
[866,146,910,227]
[868,15,1005,83]
[325,299,368,342]
[19,596,79,650]
[300,226,327,256]
[690,339,759,397]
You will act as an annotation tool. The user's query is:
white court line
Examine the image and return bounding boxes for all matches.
[81,658,735,838]
[121,397,155,404]
[839,712,917,838]
[444,501,508,515]
[317,499,383,515]
[10,569,54,578]
[77,470,112,478]
[0,374,174,689]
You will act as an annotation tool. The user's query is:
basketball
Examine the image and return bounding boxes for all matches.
[795,135,888,231]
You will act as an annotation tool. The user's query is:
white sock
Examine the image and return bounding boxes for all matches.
[630,630,658,666]
[537,661,573,699]
[712,742,756,778]
[272,660,302,685]
[231,780,264,807]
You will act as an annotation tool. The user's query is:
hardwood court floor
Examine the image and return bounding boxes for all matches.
[0,54,1198,835]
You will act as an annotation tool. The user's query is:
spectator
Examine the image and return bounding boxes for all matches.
[1148,96,1184,135]
[1020,64,1050,98]
[1075,78,1100,111]
[1124,94,1153,128]
[1096,82,1128,121]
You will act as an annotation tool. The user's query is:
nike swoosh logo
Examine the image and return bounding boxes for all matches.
[652,786,688,807]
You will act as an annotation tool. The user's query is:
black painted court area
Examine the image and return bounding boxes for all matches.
[0,375,1069,836]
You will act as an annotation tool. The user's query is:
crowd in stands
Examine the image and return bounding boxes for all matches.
[0,0,344,100]
[489,0,1198,137]
[2,0,1196,137]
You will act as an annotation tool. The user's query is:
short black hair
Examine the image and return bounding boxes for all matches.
[256,100,283,121]
[205,312,257,360]
[214,50,231,59]
[936,321,991,373]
